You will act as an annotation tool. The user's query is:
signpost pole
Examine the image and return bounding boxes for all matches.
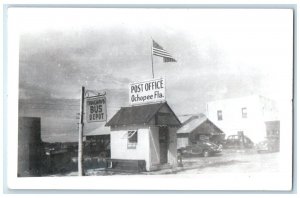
[78,86,85,176]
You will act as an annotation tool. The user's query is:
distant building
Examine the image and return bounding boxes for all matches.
[206,95,280,143]
[177,114,225,149]
[18,117,45,176]
[106,102,181,172]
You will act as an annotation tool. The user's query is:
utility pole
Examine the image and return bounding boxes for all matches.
[78,86,85,176]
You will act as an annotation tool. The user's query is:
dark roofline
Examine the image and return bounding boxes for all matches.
[206,119,224,134]
[145,102,166,123]
[178,115,224,134]
[105,102,181,127]
[162,102,182,126]
[189,118,224,134]
[181,113,205,125]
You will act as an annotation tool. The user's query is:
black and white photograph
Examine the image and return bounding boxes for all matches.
[5,6,294,191]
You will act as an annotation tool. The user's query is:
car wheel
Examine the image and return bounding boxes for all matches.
[203,150,210,157]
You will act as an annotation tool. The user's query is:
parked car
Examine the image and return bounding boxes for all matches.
[178,141,222,157]
[223,135,254,149]
[256,137,279,153]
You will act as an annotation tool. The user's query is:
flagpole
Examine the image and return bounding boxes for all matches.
[151,46,154,79]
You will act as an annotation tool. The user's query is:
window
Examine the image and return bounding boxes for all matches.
[217,110,223,120]
[242,107,247,118]
[127,130,138,149]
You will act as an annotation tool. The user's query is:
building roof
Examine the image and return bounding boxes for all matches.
[177,114,224,134]
[85,122,111,136]
[177,114,196,124]
[177,114,206,134]
[105,102,181,127]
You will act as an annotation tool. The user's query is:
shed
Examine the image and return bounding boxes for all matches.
[177,114,225,149]
[106,102,181,171]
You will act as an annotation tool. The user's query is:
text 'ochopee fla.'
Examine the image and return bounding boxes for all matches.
[129,78,166,106]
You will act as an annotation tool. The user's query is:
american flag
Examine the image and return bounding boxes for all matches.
[152,40,177,62]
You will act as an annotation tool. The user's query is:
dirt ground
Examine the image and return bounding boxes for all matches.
[176,149,280,174]
[143,149,280,175]
[56,149,280,176]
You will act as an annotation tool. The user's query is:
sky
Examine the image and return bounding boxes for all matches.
[15,8,293,141]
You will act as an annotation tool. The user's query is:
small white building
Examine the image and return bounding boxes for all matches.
[206,95,279,143]
[106,102,181,172]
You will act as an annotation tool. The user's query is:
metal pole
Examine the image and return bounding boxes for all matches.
[78,86,85,176]
[151,46,154,79]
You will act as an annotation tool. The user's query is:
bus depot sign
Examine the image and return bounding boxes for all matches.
[129,78,166,105]
[86,96,107,122]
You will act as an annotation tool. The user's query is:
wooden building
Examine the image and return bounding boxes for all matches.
[106,102,181,172]
[177,114,225,149]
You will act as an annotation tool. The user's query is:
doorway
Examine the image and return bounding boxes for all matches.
[159,127,169,164]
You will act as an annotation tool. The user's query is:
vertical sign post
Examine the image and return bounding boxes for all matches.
[78,88,107,176]
[78,86,85,176]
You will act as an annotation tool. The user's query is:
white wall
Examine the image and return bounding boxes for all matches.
[149,126,178,170]
[110,125,178,171]
[259,95,280,121]
[206,95,277,143]
[149,127,160,167]
[110,126,151,170]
